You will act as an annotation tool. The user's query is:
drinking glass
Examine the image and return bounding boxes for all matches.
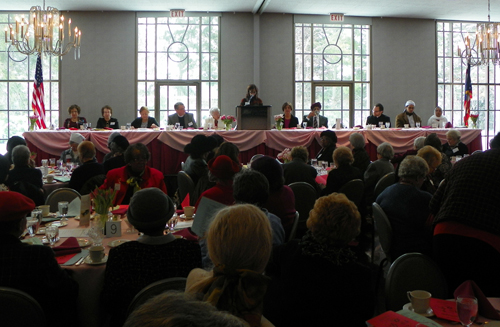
[26,218,38,237]
[207,123,213,130]
[87,123,92,129]
[58,201,69,221]
[167,216,178,232]
[126,123,131,130]
[302,122,307,129]
[41,159,48,167]
[57,159,63,172]
[46,226,59,246]
[30,209,43,234]
[88,220,105,246]
[416,122,421,128]
[175,123,180,130]
[385,122,391,128]
[311,159,318,167]
[321,161,328,171]
[49,158,56,167]
[456,297,478,327]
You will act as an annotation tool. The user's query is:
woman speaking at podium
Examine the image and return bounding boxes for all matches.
[240,84,263,106]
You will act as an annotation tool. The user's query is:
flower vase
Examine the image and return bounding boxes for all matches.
[29,122,36,131]
[225,123,231,131]
[277,121,283,131]
[88,214,107,246]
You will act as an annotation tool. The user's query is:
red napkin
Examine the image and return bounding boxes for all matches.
[53,237,81,257]
[173,228,199,242]
[69,127,79,130]
[111,205,129,215]
[181,194,190,208]
[366,311,419,327]
[454,280,500,320]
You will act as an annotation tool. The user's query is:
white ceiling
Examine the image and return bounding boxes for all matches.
[2,0,500,22]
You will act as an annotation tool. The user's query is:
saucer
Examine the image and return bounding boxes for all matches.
[85,254,108,265]
[403,303,434,317]
[46,221,68,228]
[180,214,195,220]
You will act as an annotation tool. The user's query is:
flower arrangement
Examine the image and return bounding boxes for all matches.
[29,114,38,131]
[91,187,117,226]
[470,114,479,128]
[221,115,236,131]
[277,148,292,163]
[274,114,284,130]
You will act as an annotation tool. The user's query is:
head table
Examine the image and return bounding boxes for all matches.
[23,128,482,176]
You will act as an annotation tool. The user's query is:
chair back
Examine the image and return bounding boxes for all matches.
[127,277,187,317]
[373,172,395,199]
[288,182,317,238]
[177,171,195,206]
[385,253,448,311]
[79,174,106,196]
[45,188,81,213]
[287,211,300,242]
[372,202,392,262]
[338,179,364,208]
[0,287,46,327]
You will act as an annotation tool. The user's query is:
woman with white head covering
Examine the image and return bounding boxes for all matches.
[427,106,449,128]
[60,132,85,164]
[395,100,422,128]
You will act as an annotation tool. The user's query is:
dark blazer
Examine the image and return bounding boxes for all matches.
[131,117,159,128]
[283,158,320,194]
[302,114,328,128]
[315,145,336,164]
[167,112,198,129]
[96,117,119,129]
[284,115,299,128]
[322,165,362,196]
[69,159,105,193]
[366,114,391,126]
[442,142,469,158]
[240,96,263,106]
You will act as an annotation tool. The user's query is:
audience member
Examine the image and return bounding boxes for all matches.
[302,102,328,128]
[131,106,159,129]
[61,132,85,164]
[442,129,469,158]
[392,136,425,165]
[376,156,432,260]
[396,100,422,128]
[315,130,337,164]
[282,146,321,195]
[240,84,263,106]
[427,106,448,128]
[186,204,273,327]
[366,103,390,127]
[0,192,78,327]
[250,155,296,238]
[322,146,362,196]
[349,132,370,176]
[430,147,500,296]
[96,105,119,129]
[167,102,197,128]
[282,102,299,128]
[424,133,452,186]
[101,143,167,205]
[69,141,104,193]
[5,136,27,165]
[364,142,395,202]
[124,291,247,327]
[103,135,129,173]
[63,104,87,129]
[103,132,121,162]
[416,145,442,195]
[264,193,374,327]
[183,134,217,185]
[103,188,201,327]
[5,145,44,205]
[490,132,500,149]
[0,154,9,191]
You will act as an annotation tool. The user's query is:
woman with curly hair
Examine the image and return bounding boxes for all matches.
[264,193,374,327]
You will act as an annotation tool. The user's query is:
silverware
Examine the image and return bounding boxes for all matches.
[75,255,88,266]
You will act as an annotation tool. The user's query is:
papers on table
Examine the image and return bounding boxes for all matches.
[191,197,227,237]
[59,228,90,238]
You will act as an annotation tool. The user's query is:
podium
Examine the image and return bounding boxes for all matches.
[235,105,272,130]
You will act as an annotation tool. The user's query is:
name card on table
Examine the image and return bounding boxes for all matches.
[105,221,121,238]
[80,195,90,227]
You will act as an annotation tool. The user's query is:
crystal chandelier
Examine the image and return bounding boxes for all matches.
[4,0,81,61]
[458,0,500,66]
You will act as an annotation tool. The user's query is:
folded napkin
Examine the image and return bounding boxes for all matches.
[69,127,79,130]
[53,237,81,257]
[181,194,190,208]
[454,280,500,320]
[111,205,129,215]
[173,228,199,242]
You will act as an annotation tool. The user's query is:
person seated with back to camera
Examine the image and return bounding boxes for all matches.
[264,193,374,327]
[416,145,443,195]
[0,192,79,327]
[349,132,370,177]
[68,141,104,193]
[102,188,202,327]
[282,146,322,196]
[322,146,363,196]
[364,142,395,204]
[103,135,129,174]
[4,136,26,166]
[182,135,218,186]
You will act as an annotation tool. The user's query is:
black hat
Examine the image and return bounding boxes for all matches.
[320,130,338,144]
[184,135,218,155]
[112,135,129,151]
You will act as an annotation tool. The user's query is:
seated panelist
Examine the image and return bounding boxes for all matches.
[96,105,119,129]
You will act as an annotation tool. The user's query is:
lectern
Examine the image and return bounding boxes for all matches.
[235,105,272,130]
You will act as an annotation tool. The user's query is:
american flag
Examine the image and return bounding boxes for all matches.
[31,54,46,129]
[463,63,472,127]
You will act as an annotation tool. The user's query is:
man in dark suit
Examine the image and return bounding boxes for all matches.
[283,146,321,195]
[167,102,198,129]
[302,102,328,128]
[0,192,78,327]
[366,103,391,127]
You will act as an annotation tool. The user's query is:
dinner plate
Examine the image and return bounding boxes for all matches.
[77,238,91,247]
[46,221,68,228]
[180,214,195,220]
[402,303,434,317]
[108,239,131,248]
[84,254,108,265]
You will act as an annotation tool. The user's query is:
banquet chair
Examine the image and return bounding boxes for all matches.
[0,287,46,327]
[373,172,395,199]
[372,202,393,295]
[45,188,81,213]
[287,211,300,242]
[338,179,364,209]
[79,174,106,196]
[288,182,317,239]
[385,253,448,312]
[177,171,195,206]
[126,277,187,318]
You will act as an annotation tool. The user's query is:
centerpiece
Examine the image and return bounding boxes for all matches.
[277,148,291,163]
[221,115,236,131]
[274,114,284,130]
[470,114,479,129]
[88,188,117,245]
[29,114,39,131]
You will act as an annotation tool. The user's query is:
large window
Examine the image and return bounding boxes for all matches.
[137,14,220,126]
[437,21,500,148]
[294,22,370,127]
[0,13,59,152]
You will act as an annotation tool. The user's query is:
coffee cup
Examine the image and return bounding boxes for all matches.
[89,245,105,263]
[404,124,410,128]
[183,206,195,218]
[46,174,54,183]
[38,205,50,217]
[120,126,126,130]
[407,290,431,314]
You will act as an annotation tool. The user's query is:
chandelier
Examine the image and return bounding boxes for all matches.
[4,0,81,61]
[458,0,500,66]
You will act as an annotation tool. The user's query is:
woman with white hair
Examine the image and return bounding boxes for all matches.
[427,106,448,128]
[395,100,422,128]
[364,142,395,201]
[442,129,469,158]
[349,132,370,175]
[204,108,222,129]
